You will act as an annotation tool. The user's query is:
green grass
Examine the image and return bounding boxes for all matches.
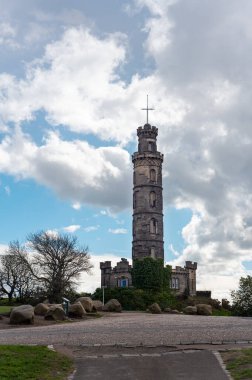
[0,345,74,380]
[0,306,12,314]
[221,348,252,379]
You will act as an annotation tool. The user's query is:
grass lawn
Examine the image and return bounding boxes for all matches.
[0,345,74,380]
[221,348,252,379]
[0,306,12,314]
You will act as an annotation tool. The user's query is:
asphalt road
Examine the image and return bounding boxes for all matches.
[73,350,230,380]
[0,312,252,346]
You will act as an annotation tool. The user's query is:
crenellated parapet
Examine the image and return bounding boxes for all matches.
[185,261,198,270]
[100,258,132,288]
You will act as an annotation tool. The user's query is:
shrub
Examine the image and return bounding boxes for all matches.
[131,258,171,292]
[231,276,252,316]
[92,287,175,311]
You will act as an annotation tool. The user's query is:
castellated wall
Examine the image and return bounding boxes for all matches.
[171,261,197,296]
[100,259,132,288]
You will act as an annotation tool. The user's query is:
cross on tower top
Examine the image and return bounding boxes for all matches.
[141,94,154,124]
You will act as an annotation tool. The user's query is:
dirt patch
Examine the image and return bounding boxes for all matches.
[0,314,100,329]
[0,315,60,329]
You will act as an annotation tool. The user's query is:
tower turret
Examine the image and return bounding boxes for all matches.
[132,123,164,261]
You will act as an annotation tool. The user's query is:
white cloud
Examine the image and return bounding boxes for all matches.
[63,224,81,233]
[45,229,58,237]
[0,27,135,144]
[78,254,132,293]
[84,225,100,232]
[0,244,8,255]
[0,124,9,133]
[72,202,81,210]
[0,22,18,48]
[108,228,128,234]
[169,244,180,257]
[4,186,10,195]
[116,219,125,225]
[0,128,131,211]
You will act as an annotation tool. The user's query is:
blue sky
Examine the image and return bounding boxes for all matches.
[1,0,252,298]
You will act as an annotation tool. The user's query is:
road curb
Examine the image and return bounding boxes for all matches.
[77,340,252,348]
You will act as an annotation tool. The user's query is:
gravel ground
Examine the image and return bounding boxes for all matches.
[0,312,252,346]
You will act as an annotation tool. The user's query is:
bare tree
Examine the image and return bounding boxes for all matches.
[25,231,92,302]
[0,241,34,302]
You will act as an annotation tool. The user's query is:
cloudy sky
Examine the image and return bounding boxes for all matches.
[0,0,251,299]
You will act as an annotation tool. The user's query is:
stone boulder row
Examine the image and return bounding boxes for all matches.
[75,297,93,312]
[68,302,86,318]
[103,299,122,313]
[196,304,212,316]
[148,303,162,314]
[45,305,66,321]
[164,307,172,313]
[34,303,49,316]
[170,309,181,314]
[184,306,197,315]
[42,299,50,304]
[10,305,34,325]
[92,300,103,311]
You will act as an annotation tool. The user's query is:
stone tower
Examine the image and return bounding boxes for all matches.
[132,123,164,261]
[100,116,197,296]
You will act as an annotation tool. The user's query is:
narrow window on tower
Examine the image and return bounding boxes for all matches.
[150,218,158,234]
[150,191,156,207]
[150,247,155,259]
[133,192,136,209]
[175,278,179,289]
[171,278,179,289]
[148,141,153,151]
[150,169,156,183]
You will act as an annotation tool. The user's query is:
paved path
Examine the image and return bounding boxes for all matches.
[73,349,230,380]
[0,313,252,346]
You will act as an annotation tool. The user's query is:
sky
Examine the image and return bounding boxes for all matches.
[0,0,252,300]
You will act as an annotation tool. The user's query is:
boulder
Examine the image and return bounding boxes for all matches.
[148,303,162,314]
[68,302,86,318]
[184,306,197,315]
[10,305,34,325]
[164,307,172,313]
[170,309,180,314]
[209,298,221,310]
[34,303,49,316]
[45,305,66,321]
[197,304,212,316]
[92,300,103,312]
[103,299,122,313]
[75,297,93,312]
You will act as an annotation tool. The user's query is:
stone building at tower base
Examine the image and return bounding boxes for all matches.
[100,258,197,296]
